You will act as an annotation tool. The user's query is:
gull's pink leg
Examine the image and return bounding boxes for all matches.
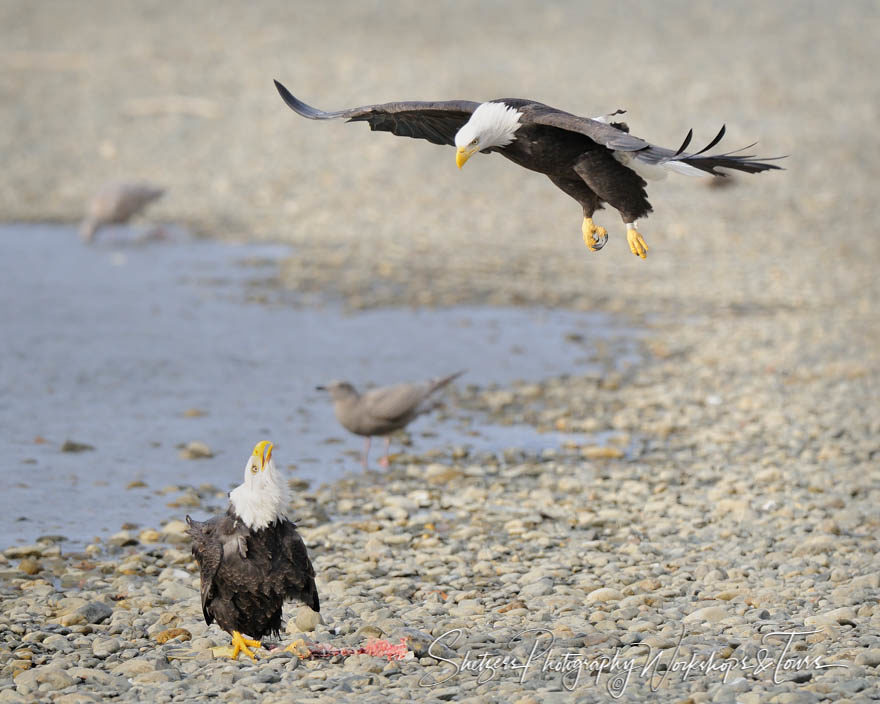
[362,436,371,469]
[378,437,392,467]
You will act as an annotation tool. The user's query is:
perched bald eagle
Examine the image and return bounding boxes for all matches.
[275,80,782,258]
[186,441,319,660]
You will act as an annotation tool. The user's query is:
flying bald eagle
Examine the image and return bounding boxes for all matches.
[186,441,319,660]
[275,80,783,258]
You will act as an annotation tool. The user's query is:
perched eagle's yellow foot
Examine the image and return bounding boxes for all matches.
[626,228,648,259]
[582,217,608,252]
[230,630,262,660]
[284,638,311,658]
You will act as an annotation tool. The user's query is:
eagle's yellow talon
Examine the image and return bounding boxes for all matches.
[230,630,262,660]
[284,638,311,658]
[626,228,648,259]
[582,217,608,252]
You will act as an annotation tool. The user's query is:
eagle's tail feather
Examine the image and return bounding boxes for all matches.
[665,125,785,175]
[679,152,786,175]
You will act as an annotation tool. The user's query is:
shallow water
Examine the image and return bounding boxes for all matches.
[0,225,642,548]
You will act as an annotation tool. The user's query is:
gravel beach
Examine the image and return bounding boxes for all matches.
[2,1,879,702]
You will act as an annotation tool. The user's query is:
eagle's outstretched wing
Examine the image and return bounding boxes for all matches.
[274,80,479,146]
[525,104,784,176]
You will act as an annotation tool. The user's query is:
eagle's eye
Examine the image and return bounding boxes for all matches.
[470,137,478,146]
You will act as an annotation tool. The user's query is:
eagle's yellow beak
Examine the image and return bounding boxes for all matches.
[456,146,476,169]
[252,440,273,471]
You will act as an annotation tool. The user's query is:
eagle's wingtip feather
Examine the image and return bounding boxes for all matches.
[274,80,335,120]
[274,80,302,113]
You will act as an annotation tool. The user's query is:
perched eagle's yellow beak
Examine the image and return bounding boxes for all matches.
[456,146,477,169]
[252,440,273,471]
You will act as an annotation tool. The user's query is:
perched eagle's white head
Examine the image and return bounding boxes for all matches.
[454,102,522,168]
[229,440,289,530]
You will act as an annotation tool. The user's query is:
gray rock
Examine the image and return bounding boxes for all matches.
[520,578,554,598]
[41,634,70,651]
[131,669,181,684]
[585,586,624,604]
[854,648,880,667]
[294,606,322,633]
[341,653,384,673]
[107,530,138,548]
[67,667,131,692]
[353,624,385,640]
[76,601,113,624]
[179,441,214,460]
[768,692,821,704]
[684,605,728,623]
[91,636,122,658]
[4,545,44,559]
[221,686,257,700]
[14,666,78,695]
[54,694,101,704]
[161,582,197,601]
[804,606,856,626]
[110,657,160,677]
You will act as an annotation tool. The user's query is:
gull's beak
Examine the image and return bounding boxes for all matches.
[456,146,475,169]
[315,385,326,392]
[252,440,273,471]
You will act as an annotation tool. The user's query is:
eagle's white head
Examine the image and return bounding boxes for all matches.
[454,102,522,168]
[229,440,288,531]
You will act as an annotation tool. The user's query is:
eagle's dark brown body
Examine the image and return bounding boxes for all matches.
[187,508,319,639]
[492,101,651,223]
